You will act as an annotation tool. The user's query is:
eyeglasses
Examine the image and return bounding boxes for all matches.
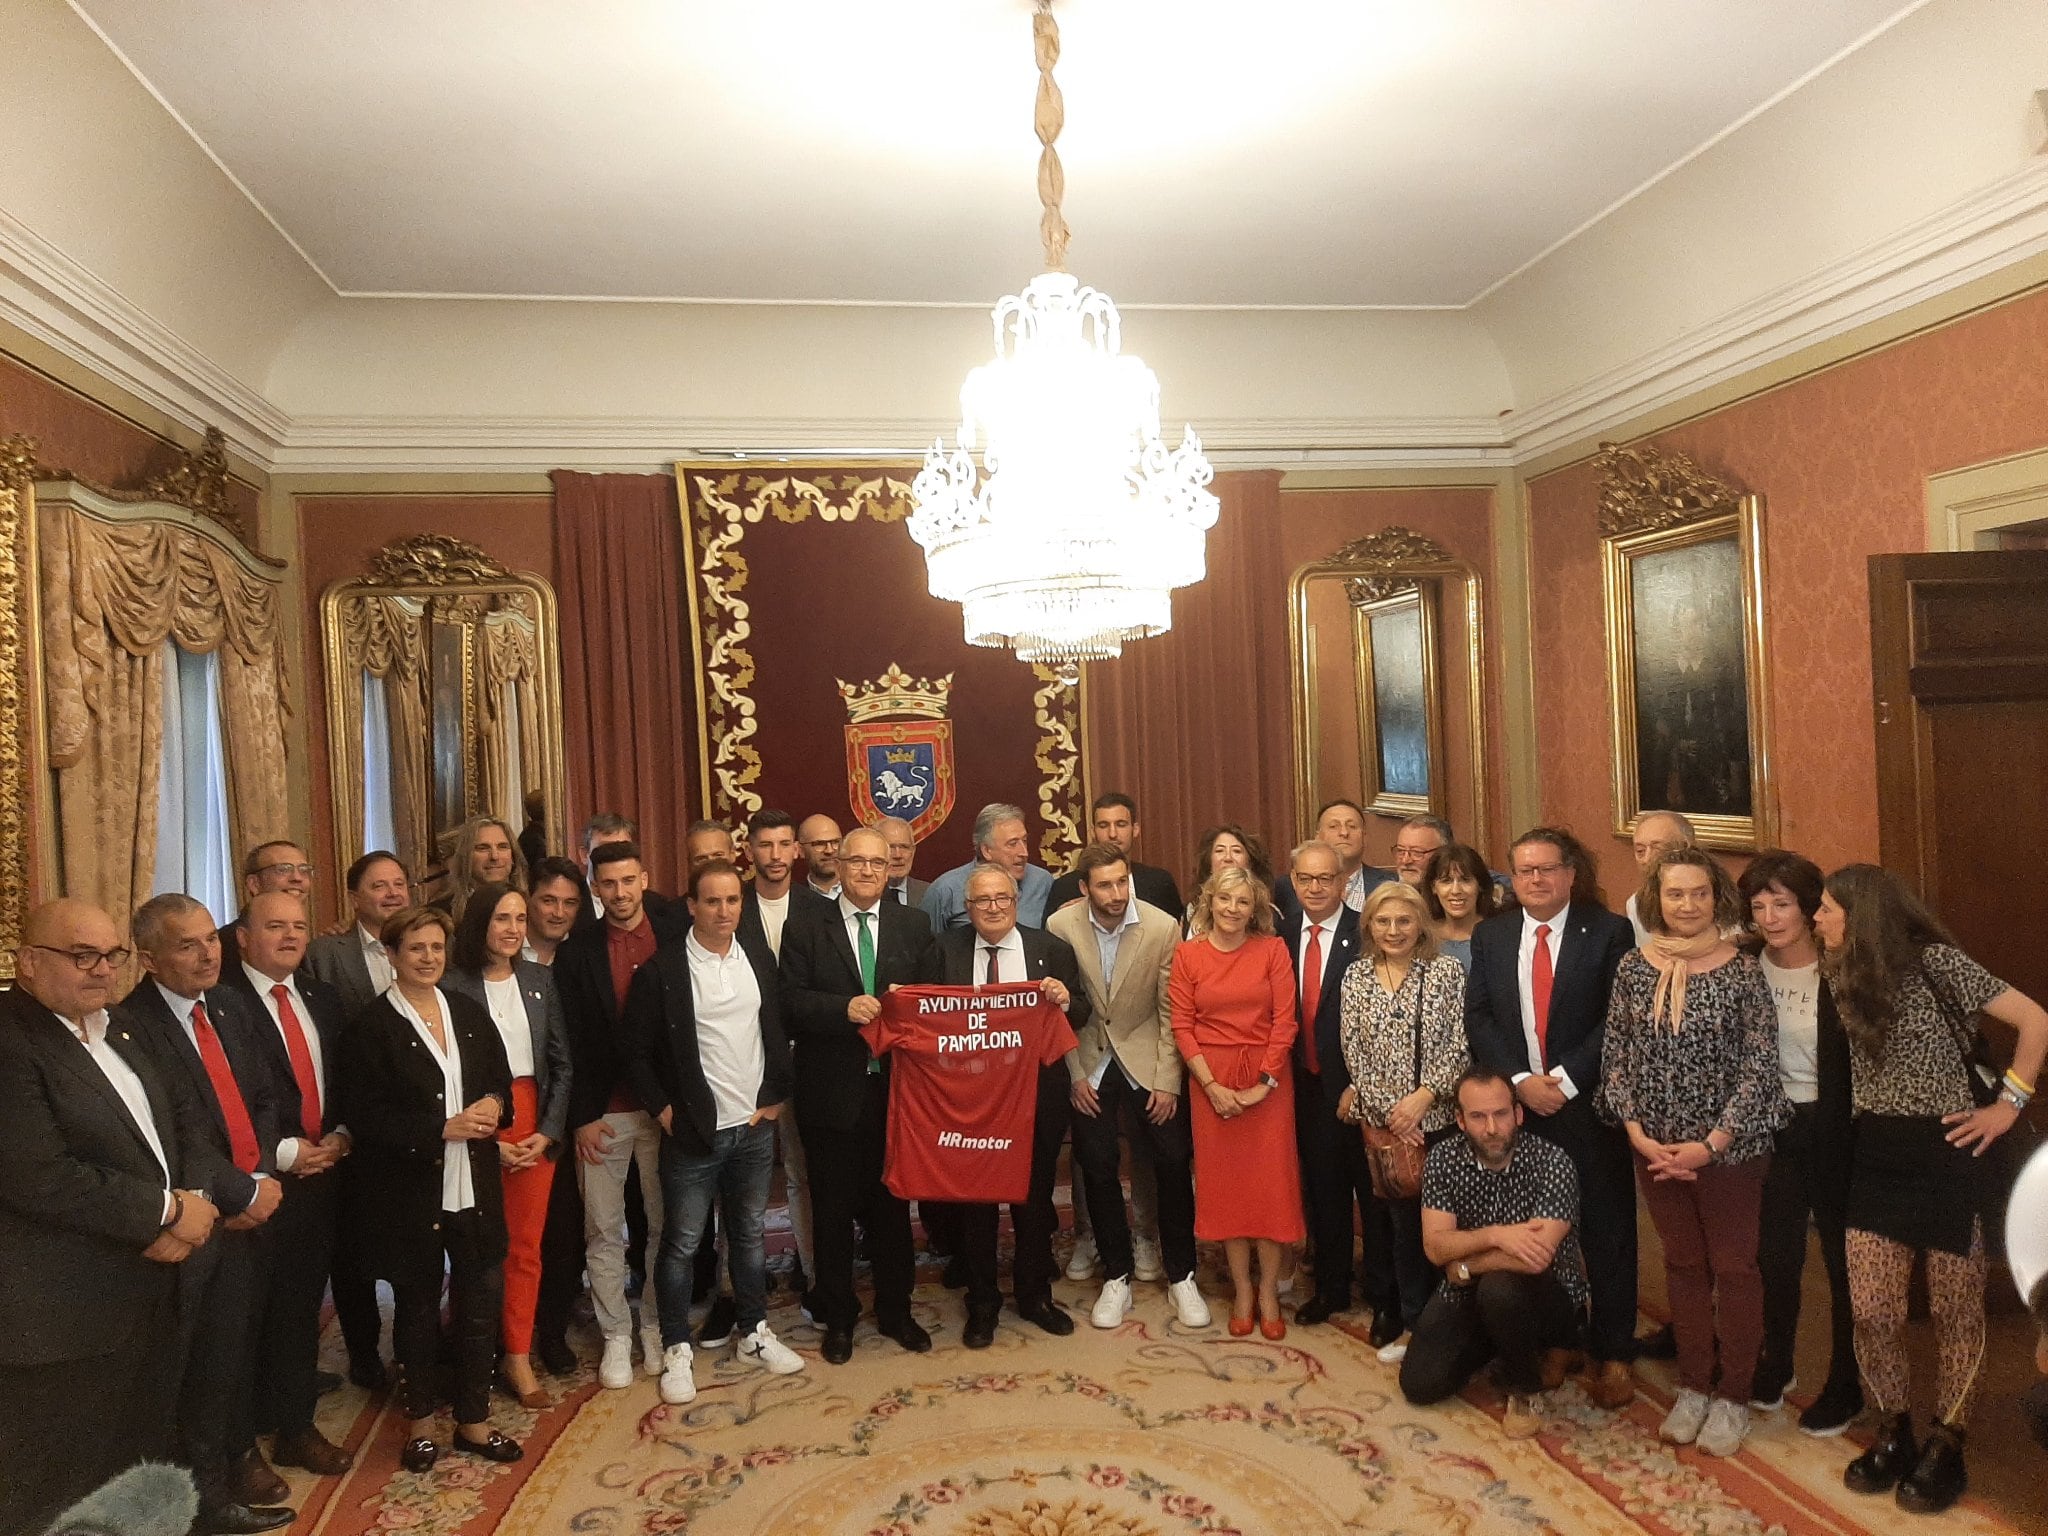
[29,944,132,971]
[801,838,841,851]
[965,894,1016,909]
[259,862,316,879]
[840,856,888,872]
[1293,872,1339,886]
[1513,862,1568,879]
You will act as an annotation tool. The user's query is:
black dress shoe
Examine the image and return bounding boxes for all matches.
[963,1308,999,1349]
[1895,1423,1966,1514]
[821,1326,855,1364]
[1631,1323,1677,1362]
[1016,1299,1075,1337]
[450,1429,523,1464]
[942,1255,971,1289]
[879,1317,934,1353]
[316,1368,344,1396]
[348,1355,390,1392]
[194,1502,295,1535]
[1367,1311,1404,1350]
[228,1446,290,1506]
[1295,1295,1341,1326]
[697,1294,738,1348]
[536,1334,579,1376]
[400,1436,440,1474]
[1845,1412,1917,1495]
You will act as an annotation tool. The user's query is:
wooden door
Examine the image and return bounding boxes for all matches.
[1870,549,2048,1058]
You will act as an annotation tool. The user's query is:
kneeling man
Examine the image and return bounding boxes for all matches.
[1400,1068,1587,1437]
[624,859,804,1404]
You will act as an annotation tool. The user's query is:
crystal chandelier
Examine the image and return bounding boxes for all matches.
[908,0,1218,683]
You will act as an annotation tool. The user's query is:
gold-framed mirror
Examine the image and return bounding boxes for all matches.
[1289,527,1489,852]
[321,534,566,912]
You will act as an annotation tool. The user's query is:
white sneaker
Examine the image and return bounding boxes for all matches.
[1131,1236,1164,1283]
[1696,1397,1749,1457]
[1065,1234,1099,1281]
[737,1321,805,1376]
[1659,1388,1712,1446]
[1376,1338,1408,1365]
[1168,1276,1211,1328]
[658,1342,696,1404]
[641,1326,665,1377]
[1091,1277,1134,1329]
[598,1334,635,1390]
[1277,1271,1298,1302]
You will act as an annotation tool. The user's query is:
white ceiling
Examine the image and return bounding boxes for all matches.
[73,0,1926,308]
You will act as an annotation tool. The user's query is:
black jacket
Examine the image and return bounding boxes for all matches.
[738,882,830,960]
[555,902,689,1130]
[916,924,1091,1037]
[217,966,350,1143]
[622,928,793,1156]
[1464,901,1634,1095]
[1275,905,1365,1115]
[778,895,934,1131]
[332,988,513,1286]
[1045,861,1184,922]
[0,987,230,1366]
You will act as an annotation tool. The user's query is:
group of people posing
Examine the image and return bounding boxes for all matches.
[2,792,2043,1535]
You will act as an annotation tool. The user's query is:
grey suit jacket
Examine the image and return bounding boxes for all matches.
[304,927,382,1022]
[890,877,930,908]
[444,960,574,1146]
[1046,900,1182,1094]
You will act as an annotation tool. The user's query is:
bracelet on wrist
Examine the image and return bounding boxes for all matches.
[161,1190,185,1231]
[2003,1068,2035,1098]
[2000,1083,2030,1112]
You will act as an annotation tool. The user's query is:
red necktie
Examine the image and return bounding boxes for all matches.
[192,1000,261,1174]
[1299,926,1324,1074]
[273,983,323,1141]
[985,945,1001,984]
[1531,923,1555,1067]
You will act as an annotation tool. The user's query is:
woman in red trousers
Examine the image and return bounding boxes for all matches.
[448,882,573,1407]
[1170,863,1302,1338]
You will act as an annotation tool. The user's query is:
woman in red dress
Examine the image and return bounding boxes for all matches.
[1170,864,1304,1338]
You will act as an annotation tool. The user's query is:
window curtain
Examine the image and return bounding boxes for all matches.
[1080,470,1297,892]
[550,471,696,894]
[154,641,236,924]
[40,503,290,928]
[329,593,430,879]
[361,669,401,858]
[480,608,542,831]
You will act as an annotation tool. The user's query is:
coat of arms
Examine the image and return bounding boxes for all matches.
[839,664,956,840]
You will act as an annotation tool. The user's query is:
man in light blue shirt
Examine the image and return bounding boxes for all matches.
[919,802,1054,930]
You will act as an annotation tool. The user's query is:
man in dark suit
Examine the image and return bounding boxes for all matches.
[216,840,318,974]
[1045,792,1183,917]
[622,859,804,1404]
[0,898,226,1535]
[126,894,294,1534]
[221,892,359,1473]
[303,849,411,1020]
[1464,827,1638,1409]
[780,824,935,1362]
[919,863,1087,1346]
[876,815,930,908]
[1278,839,1390,1335]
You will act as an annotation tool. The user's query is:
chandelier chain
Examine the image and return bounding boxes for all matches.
[1033,1,1070,272]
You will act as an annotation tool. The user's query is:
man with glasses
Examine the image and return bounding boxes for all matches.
[0,900,226,1534]
[218,840,316,972]
[797,815,844,900]
[1390,816,1454,889]
[1463,827,1637,1409]
[780,825,935,1362]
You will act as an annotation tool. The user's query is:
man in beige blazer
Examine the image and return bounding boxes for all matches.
[1048,844,1209,1332]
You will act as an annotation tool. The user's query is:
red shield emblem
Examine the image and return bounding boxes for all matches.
[846,720,955,841]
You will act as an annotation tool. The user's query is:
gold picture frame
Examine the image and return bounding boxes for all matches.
[1352,585,1443,818]
[1597,442,1775,851]
[0,439,46,981]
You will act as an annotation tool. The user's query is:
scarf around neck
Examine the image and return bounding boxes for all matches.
[1641,930,1726,1032]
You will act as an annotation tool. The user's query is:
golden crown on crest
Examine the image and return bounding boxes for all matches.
[836,663,954,725]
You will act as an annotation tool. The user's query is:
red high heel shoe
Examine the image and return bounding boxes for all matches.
[1228,1314,1255,1337]
[1260,1317,1287,1341]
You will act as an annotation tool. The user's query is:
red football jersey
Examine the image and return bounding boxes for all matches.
[861,981,1078,1204]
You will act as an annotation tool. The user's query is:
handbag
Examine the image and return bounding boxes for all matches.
[1921,961,2001,1109]
[1360,964,1429,1200]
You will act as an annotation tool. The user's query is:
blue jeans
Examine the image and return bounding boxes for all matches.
[656,1119,776,1347]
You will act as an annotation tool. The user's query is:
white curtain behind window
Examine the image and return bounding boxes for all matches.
[499,679,526,828]
[153,641,237,924]
[361,668,400,858]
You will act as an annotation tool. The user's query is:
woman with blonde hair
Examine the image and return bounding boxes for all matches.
[1170,864,1301,1337]
[1339,880,1468,1362]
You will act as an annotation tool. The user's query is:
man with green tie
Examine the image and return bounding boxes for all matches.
[778,825,936,1363]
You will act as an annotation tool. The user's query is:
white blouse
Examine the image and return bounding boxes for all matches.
[483,972,536,1080]
[390,986,476,1214]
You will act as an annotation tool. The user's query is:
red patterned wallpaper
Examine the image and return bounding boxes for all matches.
[1528,282,2048,898]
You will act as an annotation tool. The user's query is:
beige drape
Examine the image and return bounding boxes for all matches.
[40,503,290,925]
[480,610,542,828]
[331,593,432,879]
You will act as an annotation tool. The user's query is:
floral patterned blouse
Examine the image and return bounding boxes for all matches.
[1338,952,1468,1133]
[1601,950,1790,1164]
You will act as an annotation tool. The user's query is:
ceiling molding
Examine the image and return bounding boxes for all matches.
[1501,157,2048,459]
[0,206,289,462]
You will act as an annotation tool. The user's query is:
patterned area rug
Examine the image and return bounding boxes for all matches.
[281,1276,2026,1536]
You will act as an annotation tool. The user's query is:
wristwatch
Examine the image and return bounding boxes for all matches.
[1259,1072,1280,1089]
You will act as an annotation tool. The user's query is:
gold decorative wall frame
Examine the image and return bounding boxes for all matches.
[0,437,46,980]
[1596,441,1776,851]
[1289,526,1488,848]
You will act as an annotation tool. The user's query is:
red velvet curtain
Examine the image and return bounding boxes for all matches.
[1082,470,1297,892]
[550,470,695,894]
